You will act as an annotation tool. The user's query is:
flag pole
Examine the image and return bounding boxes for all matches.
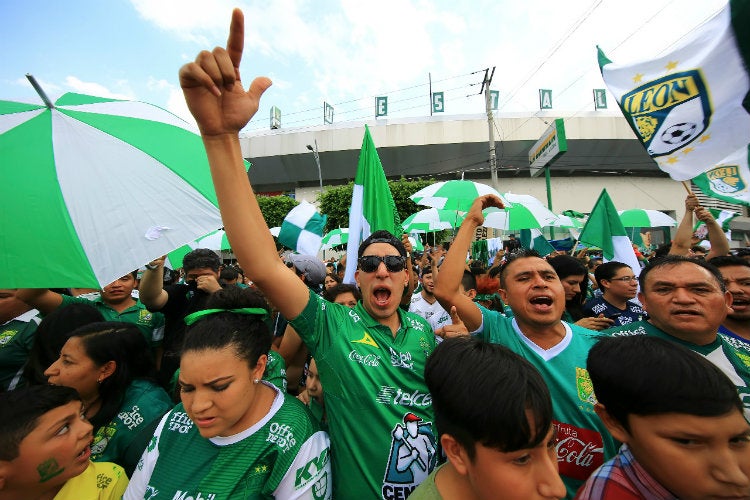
[681,181,692,194]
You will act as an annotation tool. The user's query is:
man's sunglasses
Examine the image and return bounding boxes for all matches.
[358,255,406,273]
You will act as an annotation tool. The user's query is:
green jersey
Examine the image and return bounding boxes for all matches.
[90,379,172,475]
[60,294,165,348]
[265,350,288,392]
[0,309,40,390]
[603,320,750,420]
[479,308,617,499]
[407,464,443,500]
[124,383,332,500]
[291,290,438,499]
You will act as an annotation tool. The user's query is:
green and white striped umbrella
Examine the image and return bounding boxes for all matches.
[321,228,349,249]
[618,209,677,227]
[166,229,230,270]
[410,180,509,212]
[0,84,224,287]
[402,208,464,233]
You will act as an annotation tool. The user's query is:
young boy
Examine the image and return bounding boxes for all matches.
[578,335,750,499]
[410,336,566,500]
[0,385,128,500]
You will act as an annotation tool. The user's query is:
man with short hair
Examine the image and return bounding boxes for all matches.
[582,262,646,326]
[0,289,40,391]
[603,255,750,419]
[178,18,438,497]
[16,272,164,355]
[139,248,223,386]
[710,255,750,346]
[435,195,618,497]
[409,266,451,336]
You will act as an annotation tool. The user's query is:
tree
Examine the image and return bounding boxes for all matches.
[318,178,435,231]
[257,194,299,229]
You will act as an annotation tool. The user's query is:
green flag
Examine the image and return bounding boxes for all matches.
[693,208,739,238]
[598,0,750,183]
[343,125,401,283]
[691,145,750,207]
[579,190,641,275]
[519,228,555,257]
[278,201,327,256]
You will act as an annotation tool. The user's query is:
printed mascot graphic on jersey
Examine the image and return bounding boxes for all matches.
[381,413,437,499]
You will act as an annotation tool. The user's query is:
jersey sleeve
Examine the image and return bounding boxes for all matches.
[123,412,169,500]
[273,430,332,500]
[288,289,330,358]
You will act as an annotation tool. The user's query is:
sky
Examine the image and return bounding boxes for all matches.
[1,0,728,136]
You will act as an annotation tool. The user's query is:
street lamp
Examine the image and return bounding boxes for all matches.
[306,139,323,196]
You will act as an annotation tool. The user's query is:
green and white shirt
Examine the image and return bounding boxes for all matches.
[478,307,618,499]
[124,382,331,500]
[291,290,438,499]
[90,379,172,475]
[0,309,40,390]
[60,295,165,349]
[603,320,750,420]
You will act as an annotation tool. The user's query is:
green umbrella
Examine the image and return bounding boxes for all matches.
[166,229,230,269]
[321,228,349,249]
[409,180,509,212]
[402,208,464,233]
[618,209,677,227]
[1,78,225,287]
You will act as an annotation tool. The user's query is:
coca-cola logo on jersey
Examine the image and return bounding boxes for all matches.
[553,420,604,480]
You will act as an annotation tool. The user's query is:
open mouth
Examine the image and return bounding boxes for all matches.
[76,445,91,462]
[530,296,553,308]
[373,287,391,306]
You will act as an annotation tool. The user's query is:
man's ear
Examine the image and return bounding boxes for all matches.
[0,460,11,490]
[441,434,470,476]
[594,403,630,443]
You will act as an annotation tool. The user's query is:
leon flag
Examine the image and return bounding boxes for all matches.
[343,125,401,284]
[598,0,750,181]
[519,228,555,257]
[278,201,327,256]
[579,189,641,277]
[691,145,750,207]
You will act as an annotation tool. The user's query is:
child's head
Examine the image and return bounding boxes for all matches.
[425,336,565,500]
[588,336,750,499]
[0,385,92,496]
[305,358,322,404]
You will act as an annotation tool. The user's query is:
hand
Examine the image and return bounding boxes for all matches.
[466,194,504,226]
[147,255,166,269]
[402,234,413,255]
[685,193,701,212]
[297,389,311,405]
[575,314,614,331]
[435,306,470,339]
[694,207,716,224]
[178,9,272,137]
[195,274,222,293]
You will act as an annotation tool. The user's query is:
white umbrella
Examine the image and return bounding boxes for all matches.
[402,208,464,233]
[410,180,509,212]
[321,228,349,249]
[618,209,677,227]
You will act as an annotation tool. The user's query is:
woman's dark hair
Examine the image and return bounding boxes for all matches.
[67,321,157,431]
[323,283,361,303]
[182,286,272,370]
[425,337,552,459]
[324,273,342,286]
[588,336,742,431]
[24,303,105,385]
[547,255,589,321]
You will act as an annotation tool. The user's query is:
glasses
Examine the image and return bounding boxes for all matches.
[358,255,406,273]
[609,276,638,282]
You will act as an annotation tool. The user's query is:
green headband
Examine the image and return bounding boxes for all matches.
[474,293,500,302]
[184,307,269,326]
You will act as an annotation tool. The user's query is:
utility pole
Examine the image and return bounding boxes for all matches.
[480,67,498,190]
[306,139,323,197]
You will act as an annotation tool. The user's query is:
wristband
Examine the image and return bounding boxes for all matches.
[145,263,161,271]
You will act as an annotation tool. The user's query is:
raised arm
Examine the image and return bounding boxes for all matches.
[696,207,731,260]
[669,193,700,256]
[15,288,63,315]
[139,255,168,310]
[434,195,504,331]
[178,9,309,320]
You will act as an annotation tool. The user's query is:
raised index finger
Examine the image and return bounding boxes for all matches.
[227,8,244,70]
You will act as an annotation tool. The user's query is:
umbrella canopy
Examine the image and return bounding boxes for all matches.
[410,180,508,212]
[408,236,424,252]
[551,214,585,229]
[481,203,559,231]
[618,209,677,227]
[166,229,230,269]
[321,228,349,249]
[1,86,224,288]
[402,208,464,233]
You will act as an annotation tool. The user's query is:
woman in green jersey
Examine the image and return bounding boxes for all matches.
[124,286,331,500]
[44,322,172,475]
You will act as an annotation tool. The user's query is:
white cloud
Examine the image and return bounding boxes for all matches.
[166,86,196,125]
[64,76,134,100]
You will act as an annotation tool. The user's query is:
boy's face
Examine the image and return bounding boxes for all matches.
[625,411,750,499]
[5,400,92,490]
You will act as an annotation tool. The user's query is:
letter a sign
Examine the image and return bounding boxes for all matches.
[539,89,553,110]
